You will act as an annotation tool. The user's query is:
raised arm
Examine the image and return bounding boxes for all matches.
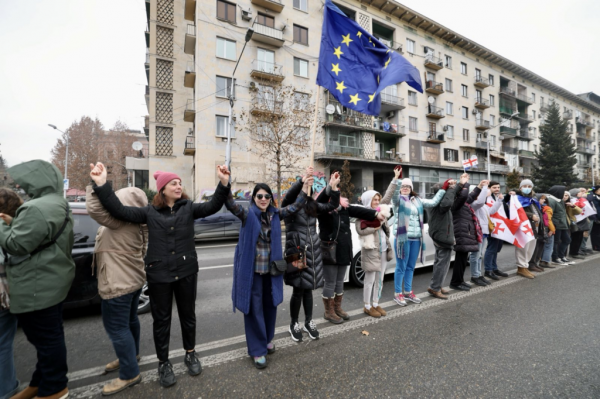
[438,182,458,215]
[315,172,341,214]
[224,191,248,222]
[347,205,377,220]
[467,186,483,206]
[451,183,469,213]
[280,190,308,219]
[192,181,230,219]
[421,189,446,208]
[281,179,303,208]
[85,185,125,230]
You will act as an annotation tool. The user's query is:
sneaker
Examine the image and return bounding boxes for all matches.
[539,261,555,269]
[484,271,500,281]
[552,259,564,265]
[158,361,176,388]
[493,269,509,277]
[470,277,486,287]
[479,276,492,285]
[184,351,202,376]
[561,257,575,265]
[394,293,407,307]
[252,356,267,369]
[462,282,472,288]
[571,254,585,259]
[289,322,303,342]
[303,320,319,340]
[404,291,422,304]
[267,342,276,354]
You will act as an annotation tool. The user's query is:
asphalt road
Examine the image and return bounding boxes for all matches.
[12,240,600,398]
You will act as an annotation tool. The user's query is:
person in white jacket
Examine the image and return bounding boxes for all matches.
[467,182,502,286]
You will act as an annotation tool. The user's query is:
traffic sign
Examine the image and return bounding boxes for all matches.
[63,179,69,191]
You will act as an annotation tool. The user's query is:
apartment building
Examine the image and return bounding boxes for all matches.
[172,0,600,198]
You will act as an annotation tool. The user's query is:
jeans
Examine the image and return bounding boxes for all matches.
[322,264,347,298]
[16,302,68,397]
[0,309,19,399]
[542,235,555,262]
[581,236,589,253]
[101,289,142,380]
[553,229,571,260]
[469,235,487,278]
[244,274,277,357]
[484,236,503,272]
[429,245,453,292]
[394,239,421,294]
[290,287,313,322]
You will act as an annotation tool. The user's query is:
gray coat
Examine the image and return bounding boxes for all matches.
[427,184,460,249]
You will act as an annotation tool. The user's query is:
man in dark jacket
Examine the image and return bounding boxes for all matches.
[426,173,467,299]
[587,186,600,251]
[547,185,577,264]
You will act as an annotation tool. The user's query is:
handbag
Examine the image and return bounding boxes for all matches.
[487,215,495,232]
[270,259,287,276]
[320,215,340,264]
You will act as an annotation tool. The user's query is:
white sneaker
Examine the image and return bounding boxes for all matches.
[394,293,407,306]
[561,257,575,265]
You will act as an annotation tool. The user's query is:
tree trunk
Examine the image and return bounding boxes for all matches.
[276,147,281,203]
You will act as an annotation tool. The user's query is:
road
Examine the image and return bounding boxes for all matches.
[12,240,600,398]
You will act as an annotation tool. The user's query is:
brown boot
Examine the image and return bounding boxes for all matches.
[105,354,141,372]
[322,297,343,324]
[363,306,381,318]
[517,267,535,279]
[333,294,350,320]
[33,388,68,399]
[440,288,450,295]
[11,386,38,399]
[427,288,448,300]
[102,375,142,396]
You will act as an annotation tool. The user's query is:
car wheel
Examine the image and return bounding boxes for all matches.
[137,282,151,314]
[350,252,365,287]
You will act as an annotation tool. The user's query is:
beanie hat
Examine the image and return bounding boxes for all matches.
[520,179,533,188]
[154,171,182,192]
[400,178,413,189]
[569,188,580,198]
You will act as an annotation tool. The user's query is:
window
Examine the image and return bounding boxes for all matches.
[490,135,496,147]
[488,74,494,86]
[294,25,308,45]
[406,39,415,54]
[293,0,308,12]
[532,127,537,137]
[445,55,452,69]
[461,84,468,97]
[463,151,471,160]
[134,170,149,190]
[532,110,536,119]
[475,68,481,79]
[294,57,309,78]
[444,149,458,162]
[256,13,274,28]
[216,37,236,60]
[446,125,454,138]
[540,96,544,105]
[217,0,236,23]
[446,102,453,115]
[445,78,453,92]
[257,48,275,72]
[409,117,418,132]
[490,115,495,125]
[463,129,470,141]
[462,106,469,119]
[293,92,310,110]
[216,115,234,138]
[408,91,417,105]
[216,76,235,98]
[476,90,482,102]
[461,62,467,75]
[489,94,495,106]
[518,140,528,150]
[532,93,536,102]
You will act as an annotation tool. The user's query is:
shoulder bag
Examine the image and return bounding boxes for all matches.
[320,215,340,264]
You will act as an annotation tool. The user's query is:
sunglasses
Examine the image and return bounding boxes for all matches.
[255,194,272,200]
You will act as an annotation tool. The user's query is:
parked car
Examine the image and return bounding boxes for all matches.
[65,203,150,314]
[194,200,250,240]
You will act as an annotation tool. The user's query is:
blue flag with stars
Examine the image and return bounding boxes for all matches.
[316,0,423,116]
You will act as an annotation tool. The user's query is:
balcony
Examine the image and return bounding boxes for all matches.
[427,131,445,144]
[145,25,150,48]
[500,126,517,137]
[475,140,488,150]
[380,93,405,113]
[540,101,552,112]
[324,144,364,159]
[563,110,573,120]
[474,76,490,88]
[425,80,444,95]
[251,0,284,12]
[375,37,393,48]
[426,105,445,119]
[143,115,149,137]
[184,61,196,88]
[516,93,534,105]
[517,113,533,122]
[579,161,591,169]
[499,86,516,97]
[479,162,510,173]
[424,55,444,70]
[518,149,536,159]
[475,119,490,130]
[251,99,284,116]
[184,136,195,156]
[184,24,196,55]
[576,130,589,139]
[184,99,195,122]
[474,97,490,109]
[184,0,196,20]
[251,23,284,47]
[144,51,150,83]
[145,85,149,110]
[576,146,595,155]
[576,117,594,129]
[250,59,285,82]
[499,105,515,115]
[518,129,534,141]
[502,146,518,155]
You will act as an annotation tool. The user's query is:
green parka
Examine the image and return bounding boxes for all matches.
[0,160,75,313]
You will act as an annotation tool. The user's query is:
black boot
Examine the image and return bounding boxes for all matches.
[158,361,176,388]
[185,351,202,376]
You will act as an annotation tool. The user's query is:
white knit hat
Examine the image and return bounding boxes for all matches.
[400,178,413,189]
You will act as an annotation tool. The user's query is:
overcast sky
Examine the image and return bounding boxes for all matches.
[0,0,598,168]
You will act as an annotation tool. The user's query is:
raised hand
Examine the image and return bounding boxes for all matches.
[459,173,470,184]
[478,180,489,189]
[216,165,230,185]
[302,166,314,183]
[330,171,340,190]
[89,162,107,186]
[394,166,402,180]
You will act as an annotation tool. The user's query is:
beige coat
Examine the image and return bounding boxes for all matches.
[86,185,148,300]
[355,181,396,272]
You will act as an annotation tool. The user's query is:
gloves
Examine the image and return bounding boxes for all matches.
[442,179,451,190]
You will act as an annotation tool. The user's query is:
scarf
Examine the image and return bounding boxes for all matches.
[466,202,483,243]
[517,195,540,209]
[395,195,425,261]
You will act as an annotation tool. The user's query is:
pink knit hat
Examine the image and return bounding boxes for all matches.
[154,171,181,192]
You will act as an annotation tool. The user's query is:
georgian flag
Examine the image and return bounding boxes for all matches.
[462,156,478,170]
[486,195,536,248]
[574,198,597,222]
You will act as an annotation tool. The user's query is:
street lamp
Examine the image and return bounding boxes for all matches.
[225,27,254,173]
[48,124,68,198]
[486,112,519,181]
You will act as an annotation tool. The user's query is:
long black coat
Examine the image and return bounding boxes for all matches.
[281,181,339,290]
[316,188,377,266]
[94,182,229,283]
[452,183,480,253]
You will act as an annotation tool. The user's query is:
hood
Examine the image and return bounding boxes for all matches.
[115,187,148,208]
[548,185,566,200]
[8,160,63,199]
[361,190,380,208]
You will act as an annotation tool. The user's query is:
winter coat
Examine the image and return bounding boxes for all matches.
[0,160,75,314]
[469,185,503,236]
[86,185,148,300]
[316,188,377,266]
[94,181,230,284]
[505,189,546,239]
[452,183,480,253]
[281,180,340,290]
[547,186,570,230]
[587,193,600,223]
[541,205,556,233]
[427,184,460,249]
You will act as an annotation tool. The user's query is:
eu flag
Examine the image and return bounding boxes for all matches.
[316,0,423,116]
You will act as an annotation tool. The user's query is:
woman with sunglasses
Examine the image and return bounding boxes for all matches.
[228,175,312,369]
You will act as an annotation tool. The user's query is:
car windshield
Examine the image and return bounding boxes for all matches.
[72,213,100,248]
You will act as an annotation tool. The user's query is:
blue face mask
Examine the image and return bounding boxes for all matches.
[521,187,532,195]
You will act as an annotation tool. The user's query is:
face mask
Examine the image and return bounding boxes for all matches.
[521,188,532,195]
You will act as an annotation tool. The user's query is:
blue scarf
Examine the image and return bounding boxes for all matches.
[395,195,425,262]
[517,195,540,210]
[231,204,283,314]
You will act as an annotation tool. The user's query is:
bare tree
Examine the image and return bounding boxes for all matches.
[339,159,355,200]
[103,121,139,190]
[238,80,321,199]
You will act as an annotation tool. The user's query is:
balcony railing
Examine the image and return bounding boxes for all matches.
[184,24,196,55]
[502,146,518,155]
[576,130,588,139]
[325,144,364,158]
[184,99,195,122]
[579,161,590,169]
[381,93,405,110]
[424,55,444,70]
[250,59,285,81]
[474,76,490,88]
[576,146,595,154]
[518,129,534,140]
[540,101,552,112]
[518,149,536,158]
[499,106,515,115]
[427,132,445,143]
[479,162,510,173]
[475,97,490,109]
[500,126,517,136]
[425,80,444,94]
[426,105,445,119]
[184,136,195,156]
[517,93,534,104]
[376,37,393,48]
[252,23,284,47]
[518,113,533,122]
[475,119,490,130]
[475,140,488,149]
[251,99,284,116]
[250,0,284,13]
[184,61,196,88]
[500,86,516,97]
[576,117,594,128]
[563,110,573,120]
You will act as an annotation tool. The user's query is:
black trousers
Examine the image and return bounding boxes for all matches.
[16,302,68,397]
[530,239,545,267]
[591,223,600,250]
[451,251,469,286]
[569,231,584,256]
[290,287,313,323]
[148,273,197,362]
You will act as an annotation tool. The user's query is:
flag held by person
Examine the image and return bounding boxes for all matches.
[574,197,597,222]
[486,195,535,248]
[316,0,423,117]
[462,156,478,171]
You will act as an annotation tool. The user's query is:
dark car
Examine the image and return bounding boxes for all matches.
[194,200,249,240]
[65,203,150,314]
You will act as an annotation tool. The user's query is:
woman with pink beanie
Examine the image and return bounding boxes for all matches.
[90,162,231,389]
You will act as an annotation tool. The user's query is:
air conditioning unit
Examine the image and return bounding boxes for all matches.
[241,8,252,21]
[472,109,479,115]
[443,125,448,131]
[249,82,257,91]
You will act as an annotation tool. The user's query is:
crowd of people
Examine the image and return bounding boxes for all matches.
[0,160,599,398]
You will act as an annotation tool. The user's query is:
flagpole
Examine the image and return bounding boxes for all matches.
[308,85,321,195]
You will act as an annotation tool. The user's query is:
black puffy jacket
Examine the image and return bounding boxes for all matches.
[451,183,480,253]
[281,181,339,289]
[94,182,230,283]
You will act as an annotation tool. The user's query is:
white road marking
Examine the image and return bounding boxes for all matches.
[198,264,233,270]
[195,244,237,249]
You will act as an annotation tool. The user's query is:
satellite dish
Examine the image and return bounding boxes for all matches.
[132,141,143,151]
[336,105,342,114]
[326,104,335,114]
[427,96,435,104]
